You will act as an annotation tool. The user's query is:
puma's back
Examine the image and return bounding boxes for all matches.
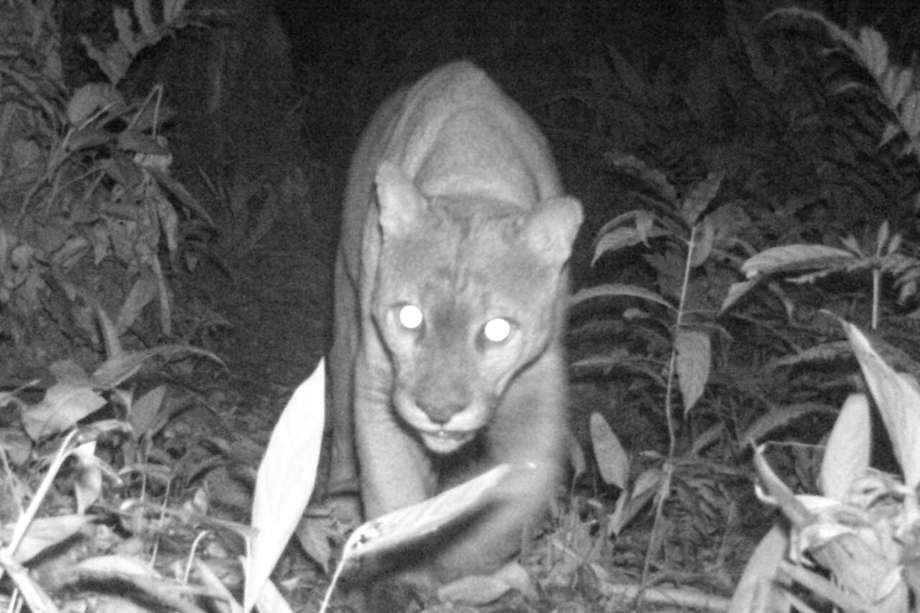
[328,62,582,587]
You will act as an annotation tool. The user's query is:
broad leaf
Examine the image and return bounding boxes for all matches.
[819,394,870,501]
[245,359,325,612]
[844,323,920,488]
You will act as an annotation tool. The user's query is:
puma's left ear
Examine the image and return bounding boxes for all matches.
[523,197,583,267]
[375,162,428,238]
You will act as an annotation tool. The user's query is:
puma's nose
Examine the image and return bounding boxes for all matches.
[417,399,466,424]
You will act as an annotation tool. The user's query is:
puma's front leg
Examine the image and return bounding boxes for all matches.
[352,350,434,519]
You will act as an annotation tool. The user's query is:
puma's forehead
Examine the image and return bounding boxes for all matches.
[379,206,555,302]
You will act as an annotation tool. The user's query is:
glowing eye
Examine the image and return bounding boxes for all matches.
[483,318,512,343]
[397,304,424,330]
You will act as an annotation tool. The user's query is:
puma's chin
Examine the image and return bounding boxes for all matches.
[419,429,476,454]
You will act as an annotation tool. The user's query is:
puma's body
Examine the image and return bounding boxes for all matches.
[328,61,582,584]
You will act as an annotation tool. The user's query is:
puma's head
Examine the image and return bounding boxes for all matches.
[371,162,582,455]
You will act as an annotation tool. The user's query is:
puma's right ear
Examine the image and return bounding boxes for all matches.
[375,162,427,237]
[523,196,583,268]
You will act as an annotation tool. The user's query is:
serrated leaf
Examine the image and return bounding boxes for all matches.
[844,322,920,487]
[244,360,325,612]
[589,413,629,488]
[740,244,855,278]
[681,172,723,225]
[675,329,710,414]
[819,394,870,501]
[570,283,673,310]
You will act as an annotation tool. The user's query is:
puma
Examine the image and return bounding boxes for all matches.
[327,61,582,587]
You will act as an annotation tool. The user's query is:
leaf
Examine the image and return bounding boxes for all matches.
[340,463,515,566]
[255,579,294,613]
[91,345,223,389]
[742,403,837,444]
[606,45,647,100]
[133,0,157,38]
[23,383,106,441]
[589,413,629,489]
[675,329,710,414]
[116,270,158,334]
[1,561,60,613]
[592,227,646,263]
[66,83,123,125]
[900,91,920,138]
[844,322,920,488]
[768,341,853,368]
[603,151,677,203]
[719,279,758,313]
[193,559,244,613]
[244,359,325,612]
[72,441,102,514]
[9,515,94,563]
[727,524,793,613]
[740,244,855,278]
[689,216,714,268]
[129,385,166,437]
[819,394,871,501]
[858,27,888,79]
[681,172,723,226]
[570,283,673,310]
[607,467,663,536]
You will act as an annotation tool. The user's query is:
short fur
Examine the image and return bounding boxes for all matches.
[328,61,582,585]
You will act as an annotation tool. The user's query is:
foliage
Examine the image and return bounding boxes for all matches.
[0,0,202,378]
[731,323,920,612]
[571,5,920,608]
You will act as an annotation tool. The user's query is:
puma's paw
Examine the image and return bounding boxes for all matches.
[437,561,536,605]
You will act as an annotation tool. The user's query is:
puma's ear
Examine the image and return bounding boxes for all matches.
[375,162,427,237]
[523,196,583,267]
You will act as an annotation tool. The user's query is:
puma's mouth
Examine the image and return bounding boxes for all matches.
[419,428,475,454]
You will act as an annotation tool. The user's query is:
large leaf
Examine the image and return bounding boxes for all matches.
[244,359,325,612]
[819,394,871,501]
[844,323,920,488]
